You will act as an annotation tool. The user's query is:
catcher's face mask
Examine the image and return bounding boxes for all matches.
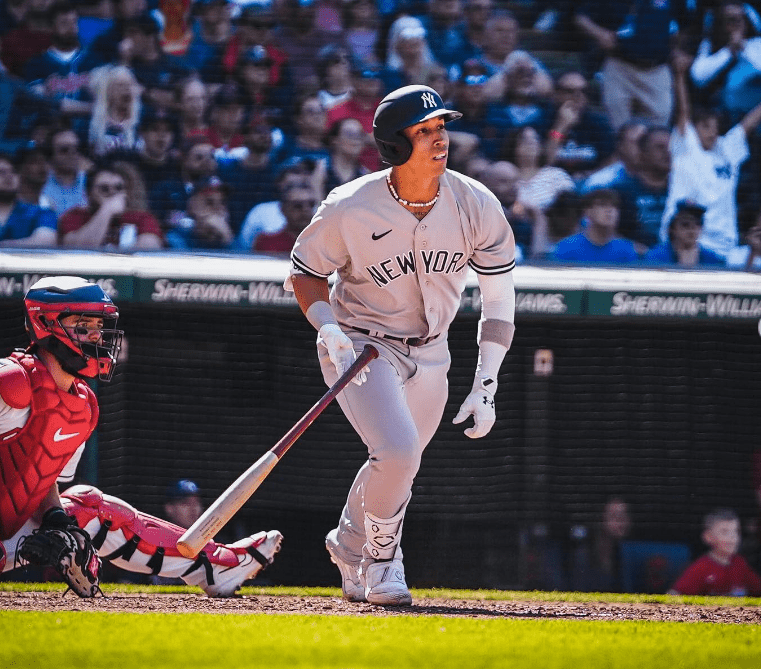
[24,276,123,381]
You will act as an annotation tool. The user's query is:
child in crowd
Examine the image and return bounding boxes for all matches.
[669,509,761,596]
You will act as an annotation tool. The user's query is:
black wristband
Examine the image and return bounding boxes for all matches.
[41,506,76,529]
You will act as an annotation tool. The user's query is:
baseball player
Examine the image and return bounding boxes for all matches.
[286,85,517,605]
[0,276,282,597]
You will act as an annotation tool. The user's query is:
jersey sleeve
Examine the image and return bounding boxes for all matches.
[467,193,517,276]
[289,191,350,281]
[720,125,750,168]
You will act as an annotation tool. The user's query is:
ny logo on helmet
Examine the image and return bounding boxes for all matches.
[421,92,437,109]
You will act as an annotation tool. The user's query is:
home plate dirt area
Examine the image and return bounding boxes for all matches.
[1,591,760,623]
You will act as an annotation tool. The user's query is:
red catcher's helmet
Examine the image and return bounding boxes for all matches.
[24,276,123,381]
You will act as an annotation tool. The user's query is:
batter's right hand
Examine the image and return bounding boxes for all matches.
[318,324,367,386]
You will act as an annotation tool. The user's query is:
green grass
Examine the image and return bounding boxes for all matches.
[1,609,760,669]
[1,585,760,669]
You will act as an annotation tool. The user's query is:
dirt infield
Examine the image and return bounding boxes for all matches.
[1,591,760,624]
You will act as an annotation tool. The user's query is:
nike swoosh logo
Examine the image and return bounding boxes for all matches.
[372,230,392,241]
[53,428,80,442]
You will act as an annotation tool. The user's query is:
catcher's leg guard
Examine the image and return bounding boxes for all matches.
[61,485,283,597]
[0,540,6,571]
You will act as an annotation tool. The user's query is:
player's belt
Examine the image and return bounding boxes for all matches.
[349,327,440,347]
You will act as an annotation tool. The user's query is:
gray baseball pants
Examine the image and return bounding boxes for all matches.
[317,331,450,564]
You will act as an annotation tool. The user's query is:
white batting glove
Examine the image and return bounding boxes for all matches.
[318,324,367,386]
[452,375,497,438]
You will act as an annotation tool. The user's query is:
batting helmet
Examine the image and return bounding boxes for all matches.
[24,276,123,381]
[373,85,462,166]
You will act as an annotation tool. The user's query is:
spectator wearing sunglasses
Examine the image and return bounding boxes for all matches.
[252,178,317,255]
[222,3,287,80]
[165,175,235,250]
[58,162,163,250]
[41,125,89,216]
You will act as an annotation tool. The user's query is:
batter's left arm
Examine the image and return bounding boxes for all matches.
[453,271,516,438]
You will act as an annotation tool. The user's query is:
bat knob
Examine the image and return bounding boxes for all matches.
[176,539,200,559]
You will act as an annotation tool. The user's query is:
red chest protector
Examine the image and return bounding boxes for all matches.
[0,352,98,540]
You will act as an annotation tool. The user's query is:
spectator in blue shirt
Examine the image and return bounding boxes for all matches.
[82,0,147,69]
[690,1,761,126]
[544,70,616,180]
[118,12,191,113]
[0,72,59,156]
[151,135,219,233]
[0,153,57,248]
[609,125,672,249]
[181,0,234,84]
[574,0,697,129]
[217,112,279,235]
[551,188,639,263]
[644,200,726,267]
[165,175,234,250]
[444,59,513,162]
[41,124,89,217]
[24,1,97,115]
[416,0,478,68]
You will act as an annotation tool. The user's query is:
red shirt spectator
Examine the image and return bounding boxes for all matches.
[670,553,761,597]
[326,65,384,172]
[253,228,297,254]
[59,208,163,249]
[252,179,316,255]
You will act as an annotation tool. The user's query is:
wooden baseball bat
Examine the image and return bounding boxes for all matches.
[176,344,379,558]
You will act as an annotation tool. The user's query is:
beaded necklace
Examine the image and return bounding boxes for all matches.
[386,173,439,208]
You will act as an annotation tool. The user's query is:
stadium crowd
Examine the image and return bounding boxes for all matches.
[1,0,761,269]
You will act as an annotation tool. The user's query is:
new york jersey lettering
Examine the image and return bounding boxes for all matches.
[365,250,466,287]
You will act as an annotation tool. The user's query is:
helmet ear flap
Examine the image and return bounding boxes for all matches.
[376,135,412,166]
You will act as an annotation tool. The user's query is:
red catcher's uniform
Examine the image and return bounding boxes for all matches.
[0,352,97,540]
[671,553,761,596]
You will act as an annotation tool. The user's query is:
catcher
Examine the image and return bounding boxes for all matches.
[0,276,282,597]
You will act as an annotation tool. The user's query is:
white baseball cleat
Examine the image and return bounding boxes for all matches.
[325,528,366,602]
[362,557,412,606]
[204,530,283,597]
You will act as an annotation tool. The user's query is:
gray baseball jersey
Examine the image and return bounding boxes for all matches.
[291,168,516,339]
[289,167,515,565]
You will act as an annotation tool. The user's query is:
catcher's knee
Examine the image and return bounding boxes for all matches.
[62,485,138,532]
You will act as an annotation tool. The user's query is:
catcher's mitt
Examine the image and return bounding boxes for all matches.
[17,509,102,598]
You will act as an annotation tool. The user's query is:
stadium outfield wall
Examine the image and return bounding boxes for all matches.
[1,250,760,318]
[1,251,760,590]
